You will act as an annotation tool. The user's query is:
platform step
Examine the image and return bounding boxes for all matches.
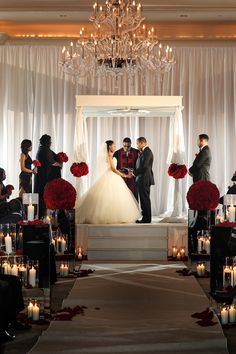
[76,223,187,261]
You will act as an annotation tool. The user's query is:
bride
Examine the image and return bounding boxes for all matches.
[77,140,141,224]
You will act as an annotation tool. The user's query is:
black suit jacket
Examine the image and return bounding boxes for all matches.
[189,145,211,182]
[134,147,155,186]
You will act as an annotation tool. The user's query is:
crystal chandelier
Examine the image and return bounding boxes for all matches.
[60,0,176,78]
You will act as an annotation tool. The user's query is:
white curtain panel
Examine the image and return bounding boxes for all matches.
[1,45,236,216]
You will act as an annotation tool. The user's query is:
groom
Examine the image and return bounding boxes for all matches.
[131,137,155,223]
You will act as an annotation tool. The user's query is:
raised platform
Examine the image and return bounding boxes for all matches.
[76,220,188,261]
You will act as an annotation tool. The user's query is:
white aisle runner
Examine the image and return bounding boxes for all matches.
[29,262,228,354]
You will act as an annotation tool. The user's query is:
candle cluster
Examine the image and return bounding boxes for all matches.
[221,305,236,325]
[223,257,236,288]
[0,256,39,288]
[59,263,69,277]
[172,246,186,260]
[27,300,40,321]
[197,230,211,255]
[196,262,206,277]
[53,234,67,254]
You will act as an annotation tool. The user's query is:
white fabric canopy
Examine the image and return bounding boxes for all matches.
[74,95,185,217]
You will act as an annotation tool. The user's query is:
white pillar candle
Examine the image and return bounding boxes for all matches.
[57,237,62,253]
[29,266,36,287]
[61,238,66,254]
[2,261,11,275]
[27,204,35,221]
[229,205,235,222]
[229,305,236,323]
[63,264,69,277]
[233,267,236,286]
[221,308,229,325]
[11,264,18,276]
[172,246,178,258]
[60,264,65,277]
[223,266,234,287]
[176,252,181,260]
[205,239,210,254]
[197,237,203,253]
[180,248,185,258]
[5,234,12,254]
[27,302,34,318]
[32,303,40,321]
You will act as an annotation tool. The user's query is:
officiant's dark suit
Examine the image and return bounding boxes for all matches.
[189,135,211,183]
[133,137,154,223]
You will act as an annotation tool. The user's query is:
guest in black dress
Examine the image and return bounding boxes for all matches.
[0,168,12,202]
[19,139,37,198]
[34,135,62,217]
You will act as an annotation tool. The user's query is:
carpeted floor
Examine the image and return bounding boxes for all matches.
[28,262,228,354]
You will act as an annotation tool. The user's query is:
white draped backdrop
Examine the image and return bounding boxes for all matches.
[1,45,236,216]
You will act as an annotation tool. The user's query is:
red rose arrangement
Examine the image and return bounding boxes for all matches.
[43,178,76,209]
[70,162,89,177]
[168,163,188,179]
[57,152,69,163]
[187,180,220,210]
[6,184,14,192]
[32,160,41,167]
[18,220,44,225]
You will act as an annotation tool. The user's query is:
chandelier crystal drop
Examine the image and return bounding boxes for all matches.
[60,0,176,78]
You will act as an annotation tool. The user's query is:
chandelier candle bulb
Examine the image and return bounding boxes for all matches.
[27,302,34,318]
[5,234,12,254]
[29,266,36,287]
[221,308,229,325]
[32,303,40,321]
[229,305,236,323]
[229,205,235,222]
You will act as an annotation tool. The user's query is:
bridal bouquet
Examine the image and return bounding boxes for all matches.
[187,180,219,210]
[168,163,187,179]
[32,160,41,167]
[70,162,89,177]
[57,152,69,163]
[43,178,76,209]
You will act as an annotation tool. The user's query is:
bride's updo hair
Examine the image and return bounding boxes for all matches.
[105,140,114,152]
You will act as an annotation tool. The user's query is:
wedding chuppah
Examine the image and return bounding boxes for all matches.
[74,95,188,260]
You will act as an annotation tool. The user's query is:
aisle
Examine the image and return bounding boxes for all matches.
[29,262,228,354]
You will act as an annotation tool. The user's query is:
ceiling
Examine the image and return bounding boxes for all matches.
[1,0,236,22]
[1,0,236,41]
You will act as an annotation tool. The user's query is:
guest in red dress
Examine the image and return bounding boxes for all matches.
[114,137,139,200]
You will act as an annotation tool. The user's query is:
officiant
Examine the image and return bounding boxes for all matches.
[114,137,139,200]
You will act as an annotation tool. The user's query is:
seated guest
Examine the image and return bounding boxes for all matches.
[219,172,236,204]
[0,199,24,224]
[0,168,12,202]
[0,201,9,220]
[0,274,30,344]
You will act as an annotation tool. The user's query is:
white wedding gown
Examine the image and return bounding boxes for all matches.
[77,157,141,224]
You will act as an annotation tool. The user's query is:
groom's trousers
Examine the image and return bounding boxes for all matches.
[137,182,151,223]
